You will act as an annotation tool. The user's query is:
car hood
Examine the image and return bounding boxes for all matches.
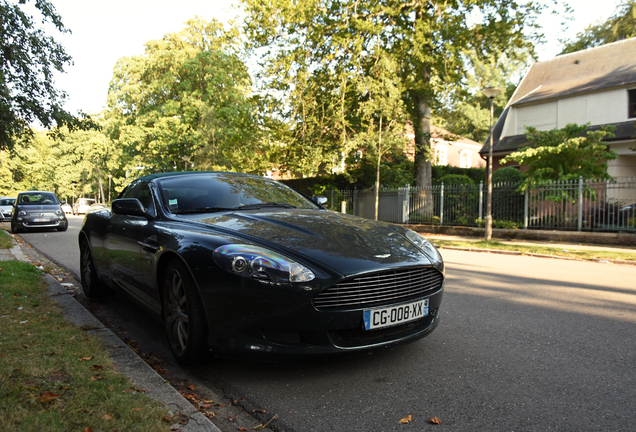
[183,209,433,275]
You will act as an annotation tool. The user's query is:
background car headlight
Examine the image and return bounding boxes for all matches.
[405,230,443,265]
[214,244,315,283]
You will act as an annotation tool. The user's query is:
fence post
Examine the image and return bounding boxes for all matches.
[330,189,334,211]
[440,183,444,226]
[578,176,583,232]
[524,187,528,229]
[402,185,410,224]
[353,188,358,217]
[479,181,483,221]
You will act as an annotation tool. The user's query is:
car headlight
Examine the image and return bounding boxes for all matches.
[213,244,315,283]
[405,230,442,264]
[18,210,26,216]
[55,210,63,216]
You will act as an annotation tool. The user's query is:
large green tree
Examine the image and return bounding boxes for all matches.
[0,0,92,150]
[240,0,542,187]
[560,0,636,54]
[107,18,268,175]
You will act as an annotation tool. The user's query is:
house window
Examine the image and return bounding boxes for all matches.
[459,149,472,168]
[434,146,447,166]
[629,89,636,119]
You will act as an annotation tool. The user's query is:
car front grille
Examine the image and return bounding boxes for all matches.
[313,267,443,311]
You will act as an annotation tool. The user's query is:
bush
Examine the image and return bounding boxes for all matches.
[439,174,474,186]
[492,167,524,184]
[432,165,485,184]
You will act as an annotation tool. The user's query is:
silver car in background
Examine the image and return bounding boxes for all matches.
[0,197,15,221]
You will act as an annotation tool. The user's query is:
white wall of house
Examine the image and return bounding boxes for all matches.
[608,142,636,179]
[502,88,630,138]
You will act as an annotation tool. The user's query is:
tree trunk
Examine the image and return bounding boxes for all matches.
[98,177,105,204]
[410,91,434,218]
[412,93,432,188]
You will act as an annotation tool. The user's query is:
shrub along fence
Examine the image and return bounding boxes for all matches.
[322,177,636,233]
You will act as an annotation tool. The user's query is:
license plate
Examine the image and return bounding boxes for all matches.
[33,218,50,222]
[363,299,429,330]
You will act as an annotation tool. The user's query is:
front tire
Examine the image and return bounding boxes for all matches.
[57,221,68,232]
[162,259,209,365]
[80,238,107,298]
[10,221,23,234]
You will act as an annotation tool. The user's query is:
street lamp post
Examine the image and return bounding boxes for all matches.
[482,86,502,241]
[71,183,76,207]
[182,155,190,171]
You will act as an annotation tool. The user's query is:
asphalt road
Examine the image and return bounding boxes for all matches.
[12,219,636,431]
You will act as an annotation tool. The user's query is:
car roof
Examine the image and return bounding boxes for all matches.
[134,171,262,182]
[18,191,52,194]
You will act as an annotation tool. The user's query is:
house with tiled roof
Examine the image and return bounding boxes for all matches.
[480,38,636,178]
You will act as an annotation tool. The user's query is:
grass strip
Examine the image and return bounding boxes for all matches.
[0,260,173,432]
[433,239,636,262]
[0,226,12,249]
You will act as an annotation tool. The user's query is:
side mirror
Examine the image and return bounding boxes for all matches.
[312,196,328,206]
[60,200,67,205]
[112,198,148,217]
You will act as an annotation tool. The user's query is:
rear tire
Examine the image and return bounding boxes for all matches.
[80,238,107,298]
[162,259,209,365]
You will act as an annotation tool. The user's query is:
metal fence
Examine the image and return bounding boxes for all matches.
[323,177,636,232]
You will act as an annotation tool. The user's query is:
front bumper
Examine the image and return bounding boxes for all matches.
[14,219,67,230]
[200,274,444,360]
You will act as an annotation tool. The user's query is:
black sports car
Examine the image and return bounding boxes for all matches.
[79,172,444,364]
[11,191,68,233]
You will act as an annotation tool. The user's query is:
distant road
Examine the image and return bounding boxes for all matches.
[14,214,83,278]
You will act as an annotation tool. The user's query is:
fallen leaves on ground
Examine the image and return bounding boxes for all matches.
[399,414,413,424]
[430,416,442,424]
[40,391,61,402]
[78,356,93,361]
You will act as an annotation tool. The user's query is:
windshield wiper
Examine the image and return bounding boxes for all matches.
[236,202,296,210]
[173,207,236,214]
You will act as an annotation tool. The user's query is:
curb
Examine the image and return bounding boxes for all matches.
[4,230,220,432]
[435,245,636,265]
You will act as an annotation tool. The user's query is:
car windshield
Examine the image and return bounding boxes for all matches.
[157,173,319,214]
[19,192,58,205]
[0,198,14,206]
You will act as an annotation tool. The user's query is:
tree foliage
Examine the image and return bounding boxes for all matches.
[560,0,636,54]
[0,118,124,202]
[500,123,617,192]
[240,0,542,187]
[0,0,93,150]
[107,18,269,175]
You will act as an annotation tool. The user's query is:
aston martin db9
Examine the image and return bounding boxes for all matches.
[79,172,444,364]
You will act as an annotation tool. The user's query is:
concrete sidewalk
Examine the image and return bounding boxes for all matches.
[0,231,220,432]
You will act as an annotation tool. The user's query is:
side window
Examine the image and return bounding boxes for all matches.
[121,180,153,211]
[629,88,636,119]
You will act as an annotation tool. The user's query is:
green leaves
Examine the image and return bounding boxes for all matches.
[560,0,636,54]
[240,0,543,185]
[0,0,92,150]
[108,18,266,174]
[501,123,617,193]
